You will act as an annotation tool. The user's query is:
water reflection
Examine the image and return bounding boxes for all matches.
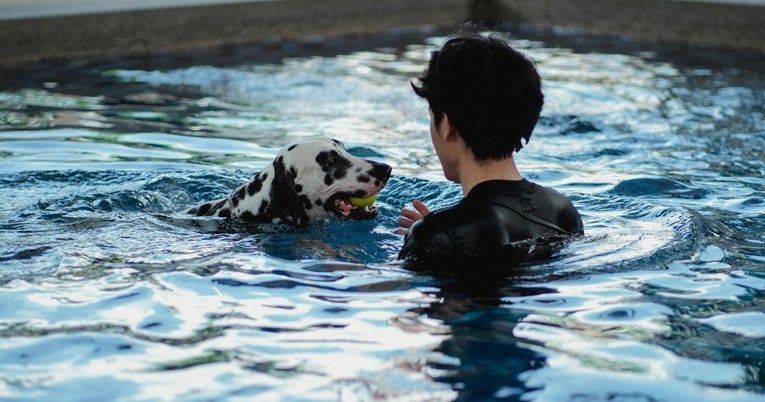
[1,26,764,401]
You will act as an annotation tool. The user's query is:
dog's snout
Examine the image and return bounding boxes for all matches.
[371,162,392,182]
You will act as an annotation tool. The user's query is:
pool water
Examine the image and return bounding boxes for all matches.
[1,27,764,401]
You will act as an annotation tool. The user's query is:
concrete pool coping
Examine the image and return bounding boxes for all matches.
[0,0,764,66]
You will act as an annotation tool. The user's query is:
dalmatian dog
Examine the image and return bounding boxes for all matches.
[184,138,392,228]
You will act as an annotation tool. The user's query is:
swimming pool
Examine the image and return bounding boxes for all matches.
[1,27,764,401]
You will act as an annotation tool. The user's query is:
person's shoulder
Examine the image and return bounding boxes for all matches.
[528,180,566,198]
[528,182,584,235]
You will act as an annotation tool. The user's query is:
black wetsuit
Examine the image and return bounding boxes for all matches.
[399,179,583,269]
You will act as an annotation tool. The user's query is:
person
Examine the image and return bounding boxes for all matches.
[397,32,584,269]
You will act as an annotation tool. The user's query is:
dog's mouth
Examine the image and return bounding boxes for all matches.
[329,192,379,220]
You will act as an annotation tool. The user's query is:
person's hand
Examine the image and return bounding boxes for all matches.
[395,200,431,235]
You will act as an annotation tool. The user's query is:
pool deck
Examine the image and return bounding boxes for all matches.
[0,0,764,65]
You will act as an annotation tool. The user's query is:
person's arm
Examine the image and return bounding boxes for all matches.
[398,203,461,266]
[558,201,584,235]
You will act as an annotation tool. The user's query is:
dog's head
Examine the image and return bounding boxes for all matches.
[272,138,392,223]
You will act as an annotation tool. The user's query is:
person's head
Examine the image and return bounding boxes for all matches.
[412,32,544,161]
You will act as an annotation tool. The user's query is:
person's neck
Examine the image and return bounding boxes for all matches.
[457,155,522,196]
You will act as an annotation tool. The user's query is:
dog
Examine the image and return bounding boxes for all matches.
[184,138,392,228]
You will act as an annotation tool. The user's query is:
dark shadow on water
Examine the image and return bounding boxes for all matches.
[411,256,562,401]
[153,211,401,263]
[395,237,580,401]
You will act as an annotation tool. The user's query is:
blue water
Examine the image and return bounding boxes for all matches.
[1,28,764,401]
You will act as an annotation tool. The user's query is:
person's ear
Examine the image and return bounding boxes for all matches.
[440,113,459,142]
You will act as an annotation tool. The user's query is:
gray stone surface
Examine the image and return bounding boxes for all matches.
[0,0,467,65]
[0,0,762,65]
[0,0,275,20]
[482,0,765,52]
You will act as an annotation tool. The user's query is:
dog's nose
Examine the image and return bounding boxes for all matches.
[371,162,392,182]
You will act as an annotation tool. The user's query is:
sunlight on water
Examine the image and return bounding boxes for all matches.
[0,27,764,401]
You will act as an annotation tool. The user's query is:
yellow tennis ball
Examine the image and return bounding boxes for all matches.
[348,193,378,207]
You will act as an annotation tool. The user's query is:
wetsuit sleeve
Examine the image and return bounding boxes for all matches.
[534,184,584,236]
[556,198,584,235]
[398,214,457,266]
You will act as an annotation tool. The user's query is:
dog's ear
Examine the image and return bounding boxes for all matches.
[269,156,309,228]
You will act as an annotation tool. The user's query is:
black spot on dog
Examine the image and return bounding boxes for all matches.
[356,175,371,183]
[218,209,231,218]
[316,150,351,187]
[198,203,212,215]
[288,144,298,151]
[268,156,310,228]
[248,175,264,196]
[355,167,362,173]
[258,200,268,216]
[236,186,246,200]
[238,203,271,224]
[295,184,303,193]
[193,199,226,216]
[299,194,312,210]
[315,198,322,206]
[212,200,226,211]
[231,196,239,207]
[367,162,392,182]
[187,208,198,215]
[240,210,256,222]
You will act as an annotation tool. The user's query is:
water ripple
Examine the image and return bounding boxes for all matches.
[1,27,764,401]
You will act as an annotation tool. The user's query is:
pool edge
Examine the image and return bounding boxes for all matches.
[1,0,764,66]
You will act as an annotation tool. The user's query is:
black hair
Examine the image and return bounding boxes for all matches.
[411,32,544,159]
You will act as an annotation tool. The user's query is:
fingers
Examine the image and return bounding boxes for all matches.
[396,200,432,236]
[412,200,431,217]
[400,207,422,222]
[398,216,415,228]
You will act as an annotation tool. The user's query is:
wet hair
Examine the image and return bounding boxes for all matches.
[412,32,544,159]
